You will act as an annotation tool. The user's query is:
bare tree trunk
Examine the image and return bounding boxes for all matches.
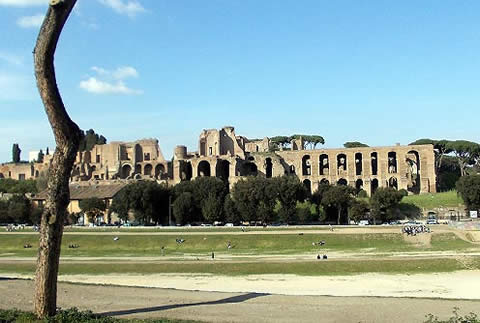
[33,0,80,318]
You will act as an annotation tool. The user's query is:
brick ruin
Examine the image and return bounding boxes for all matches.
[0,126,436,196]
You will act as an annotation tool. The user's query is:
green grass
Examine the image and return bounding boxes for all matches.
[0,233,434,257]
[1,232,477,258]
[1,257,478,276]
[402,190,464,210]
[430,233,476,250]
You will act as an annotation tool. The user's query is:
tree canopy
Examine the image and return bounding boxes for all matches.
[456,175,480,211]
[79,129,107,152]
[12,144,21,163]
[369,187,405,223]
[343,141,369,148]
[79,198,106,223]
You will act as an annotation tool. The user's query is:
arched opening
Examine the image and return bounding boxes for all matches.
[371,152,378,176]
[247,156,255,161]
[406,150,421,194]
[337,154,347,174]
[121,164,132,179]
[216,159,230,181]
[302,155,311,176]
[371,178,379,195]
[198,160,211,177]
[337,178,347,186]
[319,154,329,175]
[388,152,397,173]
[265,158,273,178]
[135,164,141,175]
[355,153,363,176]
[320,178,329,185]
[388,177,398,190]
[355,179,363,193]
[35,170,39,178]
[241,162,258,176]
[180,162,192,181]
[155,164,166,179]
[303,179,312,194]
[144,164,153,176]
[135,144,143,163]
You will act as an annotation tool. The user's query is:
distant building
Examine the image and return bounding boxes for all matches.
[28,151,39,163]
[32,181,127,225]
[2,126,436,196]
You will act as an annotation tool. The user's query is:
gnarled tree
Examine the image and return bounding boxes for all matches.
[33,0,81,318]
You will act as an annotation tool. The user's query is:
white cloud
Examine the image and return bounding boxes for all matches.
[79,77,142,95]
[80,65,142,95]
[0,51,24,66]
[112,66,138,79]
[98,0,145,18]
[91,66,138,80]
[17,13,44,28]
[0,0,46,7]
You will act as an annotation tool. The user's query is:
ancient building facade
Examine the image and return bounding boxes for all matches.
[173,126,436,196]
[0,139,169,183]
[1,126,436,196]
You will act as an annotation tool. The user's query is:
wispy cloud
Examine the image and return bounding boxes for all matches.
[97,0,145,18]
[0,51,24,66]
[0,0,46,7]
[80,66,142,95]
[17,13,44,28]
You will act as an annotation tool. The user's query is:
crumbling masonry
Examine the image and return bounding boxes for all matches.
[1,126,436,196]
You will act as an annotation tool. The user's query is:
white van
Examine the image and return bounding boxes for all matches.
[358,220,369,226]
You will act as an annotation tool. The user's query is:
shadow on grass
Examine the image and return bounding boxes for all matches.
[99,292,269,317]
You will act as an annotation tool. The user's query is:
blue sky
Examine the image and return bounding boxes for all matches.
[0,0,479,162]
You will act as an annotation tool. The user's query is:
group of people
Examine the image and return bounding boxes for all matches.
[402,225,430,236]
[5,224,26,232]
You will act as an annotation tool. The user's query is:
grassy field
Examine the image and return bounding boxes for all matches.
[0,257,479,276]
[0,232,477,257]
[402,190,464,209]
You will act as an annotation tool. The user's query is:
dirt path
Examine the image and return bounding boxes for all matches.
[1,278,479,323]
[3,270,480,300]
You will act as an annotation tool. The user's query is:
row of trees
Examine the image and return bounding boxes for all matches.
[0,194,42,225]
[0,179,38,195]
[106,176,420,226]
[270,134,325,150]
[410,139,480,177]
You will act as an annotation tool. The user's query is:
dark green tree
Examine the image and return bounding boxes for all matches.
[79,198,106,224]
[110,181,170,225]
[202,192,224,223]
[12,143,21,163]
[275,175,306,223]
[321,185,355,224]
[172,192,195,225]
[79,129,108,152]
[344,141,369,148]
[224,195,241,224]
[37,150,44,163]
[8,194,32,224]
[348,199,370,223]
[456,175,480,211]
[370,187,405,223]
[446,140,480,176]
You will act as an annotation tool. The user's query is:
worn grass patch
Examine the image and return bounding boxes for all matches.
[1,258,478,276]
